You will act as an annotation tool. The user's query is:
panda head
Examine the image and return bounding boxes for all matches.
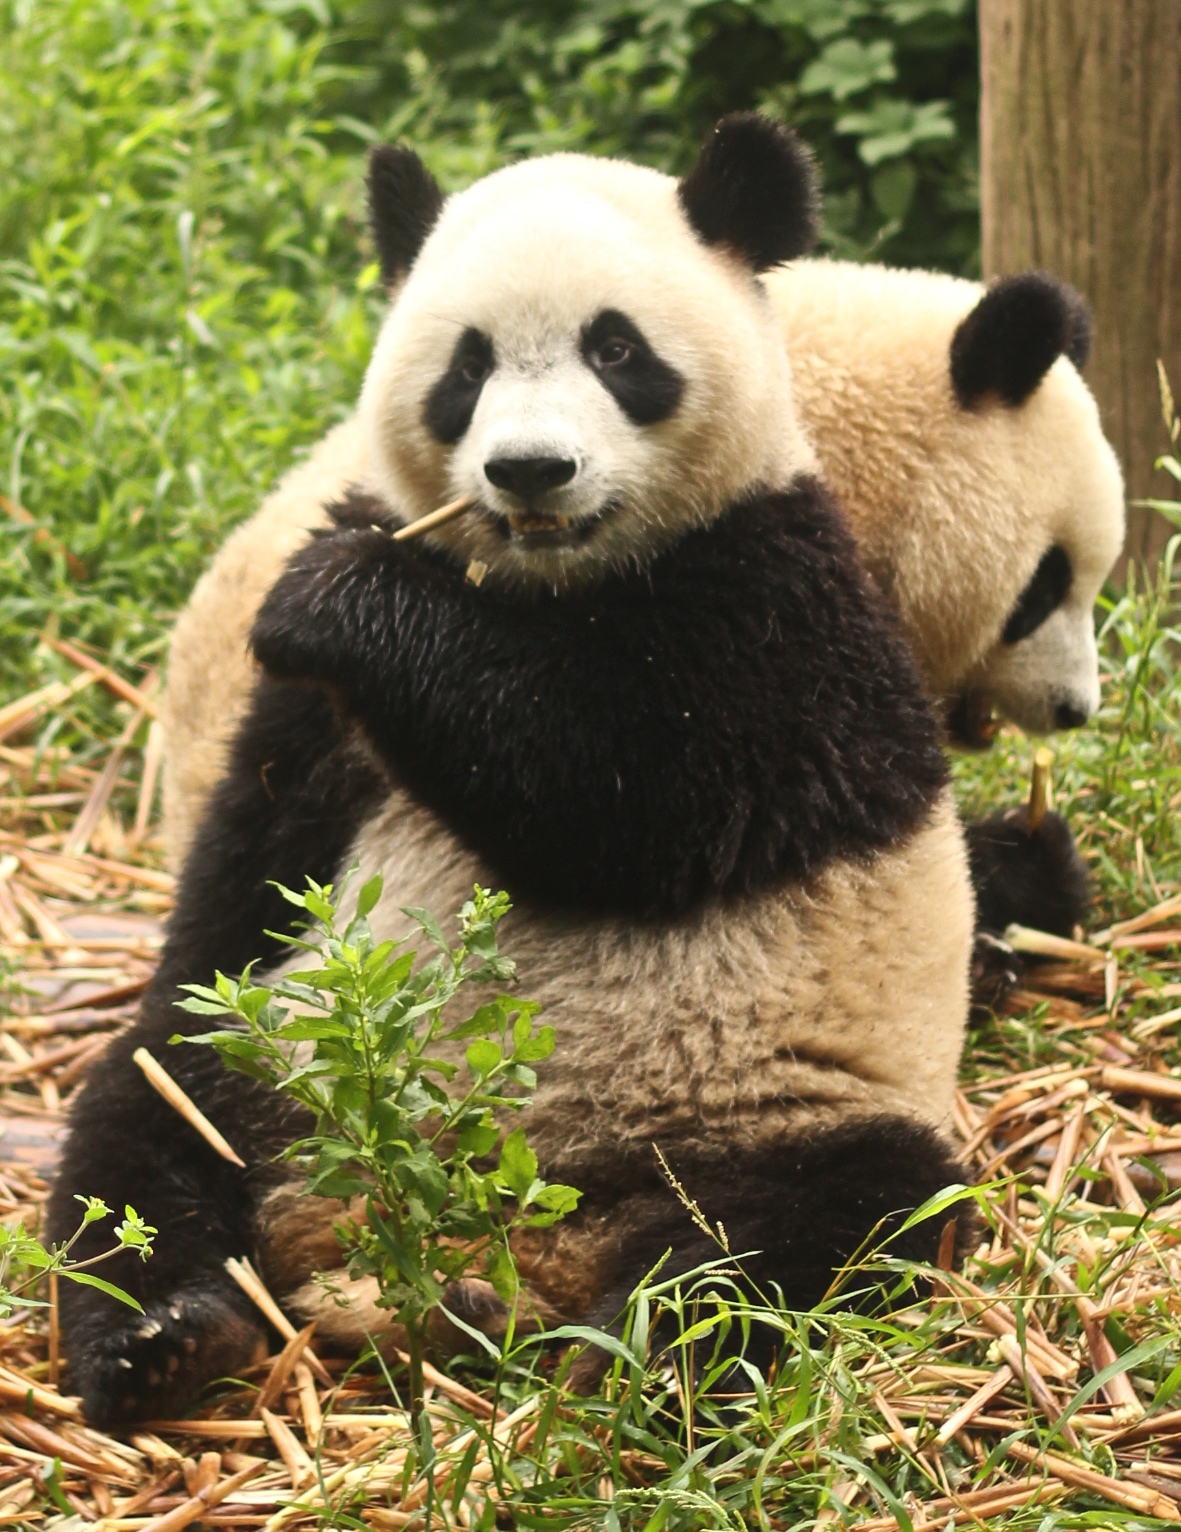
[946,272,1125,743]
[355,115,819,588]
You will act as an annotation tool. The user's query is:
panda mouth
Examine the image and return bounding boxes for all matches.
[485,503,614,550]
[946,691,1001,751]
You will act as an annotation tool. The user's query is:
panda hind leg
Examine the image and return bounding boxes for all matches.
[62,1280,267,1428]
[568,1116,974,1391]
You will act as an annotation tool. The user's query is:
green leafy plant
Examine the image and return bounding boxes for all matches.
[0,1197,156,1321]
[176,876,579,1422]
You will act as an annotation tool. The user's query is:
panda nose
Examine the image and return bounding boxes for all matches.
[1054,701,1089,730]
[484,455,577,500]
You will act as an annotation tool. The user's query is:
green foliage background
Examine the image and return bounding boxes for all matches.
[0,0,978,700]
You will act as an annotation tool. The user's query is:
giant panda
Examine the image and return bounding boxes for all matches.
[49,116,978,1427]
[764,260,1125,747]
[157,244,1124,878]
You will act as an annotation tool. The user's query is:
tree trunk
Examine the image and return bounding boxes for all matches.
[979,0,1181,567]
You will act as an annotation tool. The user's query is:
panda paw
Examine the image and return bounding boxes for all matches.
[67,1286,266,1427]
[965,806,1089,939]
[970,929,1025,1016]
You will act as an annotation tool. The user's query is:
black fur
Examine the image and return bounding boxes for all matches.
[252,481,948,918]
[966,807,1090,938]
[46,684,385,1424]
[580,309,685,425]
[46,979,306,1424]
[570,1116,972,1380]
[1002,545,1072,645]
[367,144,445,285]
[423,327,495,445]
[950,272,1092,409]
[1062,284,1093,370]
[678,113,819,272]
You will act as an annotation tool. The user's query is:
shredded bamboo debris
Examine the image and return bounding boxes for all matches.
[5,686,1181,1524]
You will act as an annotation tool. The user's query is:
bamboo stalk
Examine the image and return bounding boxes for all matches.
[252,1324,317,1417]
[65,702,149,857]
[1101,1065,1181,1103]
[133,1049,245,1168]
[1043,1101,1086,1201]
[134,720,165,842]
[392,1349,495,1419]
[41,637,159,718]
[292,1361,322,1441]
[934,1364,1013,1444]
[1004,1438,1179,1519]
[259,1408,313,1489]
[47,1273,59,1390]
[390,493,475,543]
[224,1259,332,1386]
[1004,925,1104,964]
[997,1333,1079,1448]
[0,672,97,745]
[138,1458,266,1532]
[1028,746,1053,832]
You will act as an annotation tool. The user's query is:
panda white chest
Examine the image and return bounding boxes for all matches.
[271,783,973,1179]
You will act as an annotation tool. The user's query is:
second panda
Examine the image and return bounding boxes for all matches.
[50,117,976,1426]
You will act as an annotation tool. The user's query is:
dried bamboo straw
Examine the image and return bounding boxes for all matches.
[224,1258,332,1386]
[42,637,159,717]
[934,1364,1013,1444]
[997,1333,1079,1449]
[132,1049,245,1168]
[1004,1439,1180,1519]
[391,493,475,542]
[138,1457,266,1532]
[252,1323,317,1416]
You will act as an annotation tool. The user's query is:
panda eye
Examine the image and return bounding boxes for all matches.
[461,356,491,386]
[594,338,633,369]
[1002,545,1073,644]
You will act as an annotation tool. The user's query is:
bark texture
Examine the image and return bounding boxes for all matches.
[979,0,1181,564]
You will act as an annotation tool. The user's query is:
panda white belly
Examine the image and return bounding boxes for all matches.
[325,785,972,1179]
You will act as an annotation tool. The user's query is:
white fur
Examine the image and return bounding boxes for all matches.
[267,785,973,1177]
[765,259,1125,729]
[358,154,815,591]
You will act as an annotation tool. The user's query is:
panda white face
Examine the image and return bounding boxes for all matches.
[763,262,1126,747]
[356,150,817,589]
[966,545,1101,735]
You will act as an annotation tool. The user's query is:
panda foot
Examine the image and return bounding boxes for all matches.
[966,807,1089,939]
[66,1285,266,1427]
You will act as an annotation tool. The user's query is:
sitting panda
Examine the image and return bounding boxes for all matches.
[50,117,977,1426]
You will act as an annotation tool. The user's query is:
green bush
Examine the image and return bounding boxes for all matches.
[337,0,979,269]
[0,0,978,706]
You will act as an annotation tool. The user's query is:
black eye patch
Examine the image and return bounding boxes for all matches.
[423,327,495,444]
[580,309,685,426]
[1002,545,1073,645]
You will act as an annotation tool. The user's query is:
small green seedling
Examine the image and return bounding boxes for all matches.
[177,876,579,1422]
[0,1197,156,1320]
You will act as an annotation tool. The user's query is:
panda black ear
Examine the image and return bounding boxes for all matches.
[950,272,1093,409]
[678,114,819,272]
[367,145,444,285]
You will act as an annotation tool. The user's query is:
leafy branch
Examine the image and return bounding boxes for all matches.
[176,875,579,1423]
[0,1197,156,1321]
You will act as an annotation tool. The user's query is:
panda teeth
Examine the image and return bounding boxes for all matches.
[508,514,566,534]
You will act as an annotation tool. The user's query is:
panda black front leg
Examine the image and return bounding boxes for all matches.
[47,984,303,1425]
[967,806,1089,938]
[965,805,1090,1012]
[572,1116,972,1385]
